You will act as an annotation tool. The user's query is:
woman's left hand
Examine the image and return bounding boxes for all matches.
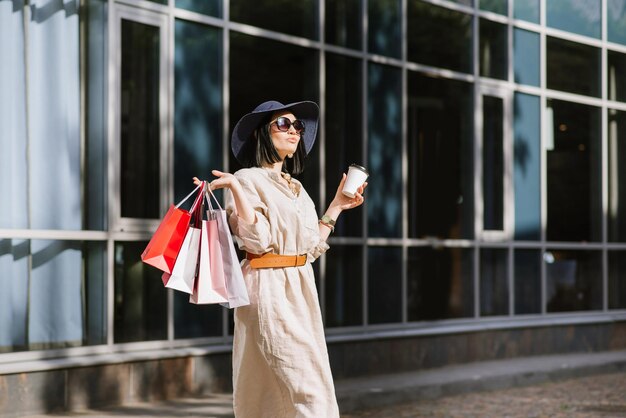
[331,173,368,211]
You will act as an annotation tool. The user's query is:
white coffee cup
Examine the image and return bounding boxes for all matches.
[342,164,369,198]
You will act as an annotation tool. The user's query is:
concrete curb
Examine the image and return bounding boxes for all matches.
[335,350,626,413]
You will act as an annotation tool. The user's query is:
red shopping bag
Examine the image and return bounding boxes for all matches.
[141,183,205,274]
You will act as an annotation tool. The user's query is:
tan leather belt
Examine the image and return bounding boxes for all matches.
[246,252,307,268]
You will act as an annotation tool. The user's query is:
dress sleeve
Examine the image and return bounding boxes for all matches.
[225,175,273,255]
[307,238,330,263]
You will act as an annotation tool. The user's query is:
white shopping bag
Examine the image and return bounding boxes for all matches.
[162,226,201,294]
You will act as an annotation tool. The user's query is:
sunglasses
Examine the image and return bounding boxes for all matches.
[270,117,306,134]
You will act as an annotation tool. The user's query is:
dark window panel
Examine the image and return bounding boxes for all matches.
[514,249,541,314]
[325,245,363,327]
[547,37,600,97]
[482,95,504,231]
[368,247,402,324]
[407,247,474,321]
[230,0,317,40]
[480,248,508,316]
[368,0,401,58]
[608,109,626,242]
[545,250,602,313]
[120,20,161,219]
[325,0,361,50]
[408,2,472,73]
[608,51,626,103]
[480,19,508,80]
[408,72,474,239]
[608,251,626,309]
[325,53,363,237]
[546,100,601,242]
[114,241,167,343]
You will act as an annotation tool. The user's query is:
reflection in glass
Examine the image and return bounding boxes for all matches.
[407,247,474,321]
[325,245,363,327]
[514,28,540,87]
[368,0,401,58]
[407,2,472,73]
[609,109,626,242]
[608,51,626,103]
[176,0,221,17]
[608,0,626,45]
[545,250,602,313]
[114,241,167,343]
[480,19,507,80]
[482,96,504,231]
[546,0,601,39]
[120,20,160,219]
[0,240,106,352]
[174,21,222,202]
[325,53,363,237]
[547,37,600,98]
[480,249,508,316]
[229,32,320,204]
[546,100,601,242]
[480,0,507,15]
[514,93,541,240]
[608,251,626,309]
[514,0,539,23]
[408,73,474,239]
[514,249,541,314]
[326,0,361,50]
[230,0,317,40]
[368,63,402,238]
[174,293,222,339]
[368,247,402,324]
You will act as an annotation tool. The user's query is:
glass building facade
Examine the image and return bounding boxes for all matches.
[1,0,626,366]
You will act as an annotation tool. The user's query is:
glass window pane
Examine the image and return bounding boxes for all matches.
[480,19,508,80]
[608,51,626,103]
[176,0,221,17]
[325,53,363,237]
[480,249,508,316]
[546,100,601,242]
[408,2,472,73]
[608,0,626,45]
[546,0,601,39]
[368,63,402,238]
[483,96,504,231]
[174,20,222,202]
[609,109,626,242]
[368,0,401,58]
[545,250,602,313]
[514,93,541,240]
[325,245,363,327]
[480,0,507,15]
[368,247,402,324]
[608,251,626,309]
[174,293,222,339]
[514,28,540,87]
[449,0,473,6]
[514,249,541,314]
[514,0,539,23]
[229,32,320,203]
[0,240,106,353]
[408,73,474,239]
[230,0,317,40]
[407,247,474,321]
[326,0,361,50]
[120,20,161,219]
[114,241,167,343]
[547,37,600,98]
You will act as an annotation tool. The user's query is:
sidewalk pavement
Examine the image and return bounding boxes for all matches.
[29,349,626,417]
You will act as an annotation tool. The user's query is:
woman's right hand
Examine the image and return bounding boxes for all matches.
[193,170,241,192]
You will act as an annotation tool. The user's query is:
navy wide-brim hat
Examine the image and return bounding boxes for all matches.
[231,100,319,164]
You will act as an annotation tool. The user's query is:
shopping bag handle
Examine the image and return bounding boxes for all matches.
[175,183,203,209]
[206,186,223,211]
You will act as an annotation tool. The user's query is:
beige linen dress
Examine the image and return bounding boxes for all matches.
[225,167,340,418]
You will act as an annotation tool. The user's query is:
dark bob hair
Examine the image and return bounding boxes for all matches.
[237,115,307,176]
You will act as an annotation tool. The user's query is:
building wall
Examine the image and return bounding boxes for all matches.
[1,0,626,409]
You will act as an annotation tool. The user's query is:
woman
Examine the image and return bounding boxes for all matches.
[194,100,367,417]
